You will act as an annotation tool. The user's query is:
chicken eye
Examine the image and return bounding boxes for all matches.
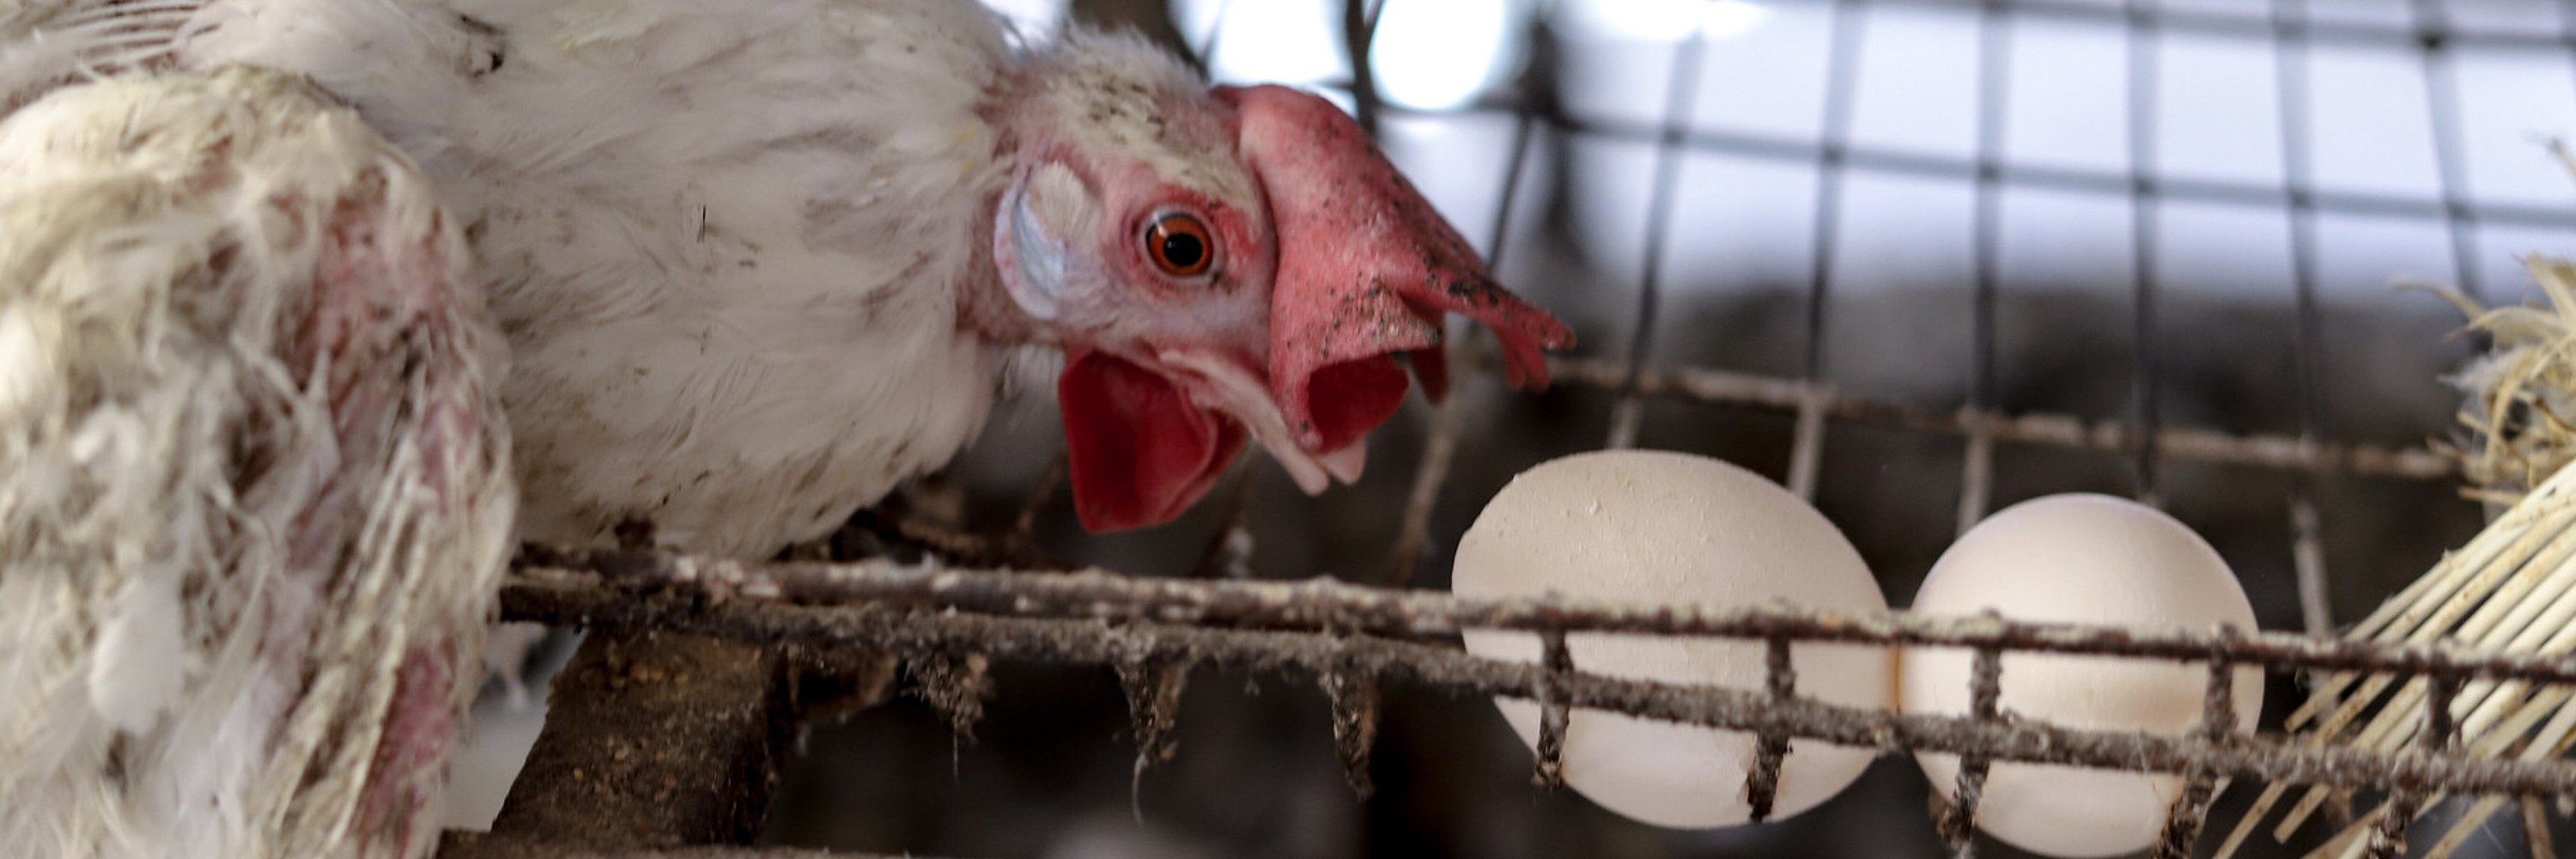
[1144,213,1213,277]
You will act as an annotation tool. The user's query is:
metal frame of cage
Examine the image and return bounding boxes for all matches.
[434,1,2576,857]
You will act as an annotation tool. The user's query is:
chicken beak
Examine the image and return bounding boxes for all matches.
[1158,348,1366,494]
[1057,346,1364,533]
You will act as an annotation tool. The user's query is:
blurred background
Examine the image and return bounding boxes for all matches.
[463,0,2576,856]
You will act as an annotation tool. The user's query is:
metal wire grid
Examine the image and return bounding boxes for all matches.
[455,538,2576,859]
[437,2,2576,857]
[1356,0,2561,642]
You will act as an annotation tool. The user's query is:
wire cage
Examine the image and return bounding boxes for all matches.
[436,1,2576,857]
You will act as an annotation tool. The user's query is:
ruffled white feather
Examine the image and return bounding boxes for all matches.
[169,0,1021,557]
[0,64,513,859]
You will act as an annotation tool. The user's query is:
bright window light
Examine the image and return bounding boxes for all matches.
[980,0,1068,45]
[1554,0,1771,42]
[1170,0,1349,87]
[1369,0,1525,112]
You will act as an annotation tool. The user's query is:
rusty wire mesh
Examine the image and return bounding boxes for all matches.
[439,0,2576,857]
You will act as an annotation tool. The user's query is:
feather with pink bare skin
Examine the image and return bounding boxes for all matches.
[0,65,514,859]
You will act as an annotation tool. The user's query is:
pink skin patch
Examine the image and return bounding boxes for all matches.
[291,169,488,857]
[357,645,457,857]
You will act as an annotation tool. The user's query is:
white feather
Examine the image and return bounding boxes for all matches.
[174,0,1023,556]
[87,574,189,734]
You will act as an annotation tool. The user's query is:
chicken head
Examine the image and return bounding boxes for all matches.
[987,34,1572,532]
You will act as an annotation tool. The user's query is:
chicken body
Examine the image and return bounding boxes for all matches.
[0,64,515,859]
[157,0,1029,557]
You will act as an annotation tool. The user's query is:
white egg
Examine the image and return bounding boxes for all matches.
[1900,493,2263,859]
[1452,449,1893,828]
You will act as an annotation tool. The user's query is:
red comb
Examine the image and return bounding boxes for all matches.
[1217,84,1574,453]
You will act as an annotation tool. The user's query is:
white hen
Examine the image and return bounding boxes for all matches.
[37,0,1570,558]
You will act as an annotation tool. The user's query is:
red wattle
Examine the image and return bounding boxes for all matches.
[1059,350,1248,532]
[1298,356,1410,455]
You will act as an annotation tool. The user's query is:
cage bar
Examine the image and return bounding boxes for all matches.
[1745,634,1799,822]
[2364,675,2465,858]
[2267,0,2343,644]
[1532,630,1572,790]
[1383,101,1539,587]
[2123,0,2166,505]
[1935,645,2008,857]
[1960,0,2011,533]
[1536,356,2455,481]
[1603,21,1710,452]
[2156,627,2247,859]
[495,553,2576,796]
[506,547,2576,686]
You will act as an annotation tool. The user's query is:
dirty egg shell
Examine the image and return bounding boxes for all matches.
[1900,493,2262,859]
[1452,449,1893,829]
